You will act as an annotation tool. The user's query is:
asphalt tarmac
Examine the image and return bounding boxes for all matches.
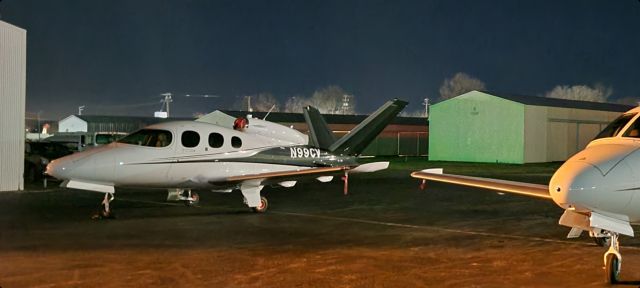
[2,161,640,287]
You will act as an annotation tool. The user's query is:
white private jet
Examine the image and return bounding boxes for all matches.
[411,106,640,284]
[47,99,407,218]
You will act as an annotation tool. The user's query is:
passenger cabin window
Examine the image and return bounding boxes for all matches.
[209,133,224,148]
[118,129,173,147]
[231,136,242,148]
[181,131,200,148]
[594,113,637,140]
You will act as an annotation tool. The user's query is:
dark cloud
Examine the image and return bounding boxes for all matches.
[1,0,639,119]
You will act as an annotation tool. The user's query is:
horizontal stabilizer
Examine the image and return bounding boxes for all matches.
[329,99,408,156]
[411,171,551,200]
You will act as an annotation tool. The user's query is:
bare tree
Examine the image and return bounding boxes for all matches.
[438,72,486,101]
[283,85,356,114]
[283,95,309,113]
[399,110,426,117]
[251,93,280,112]
[232,93,280,112]
[308,85,352,114]
[545,84,613,103]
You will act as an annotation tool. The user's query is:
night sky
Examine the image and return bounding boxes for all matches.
[2,0,639,119]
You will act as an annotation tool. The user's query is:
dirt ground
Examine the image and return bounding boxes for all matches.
[2,160,640,287]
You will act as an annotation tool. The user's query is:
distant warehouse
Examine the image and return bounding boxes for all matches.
[57,112,427,156]
[429,90,633,164]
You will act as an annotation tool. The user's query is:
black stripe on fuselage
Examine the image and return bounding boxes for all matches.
[123,145,358,168]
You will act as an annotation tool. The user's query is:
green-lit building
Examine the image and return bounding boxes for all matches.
[429,91,633,164]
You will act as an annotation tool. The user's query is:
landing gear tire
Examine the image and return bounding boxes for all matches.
[92,204,115,219]
[91,193,115,220]
[605,253,620,284]
[594,236,611,247]
[182,190,200,206]
[251,196,268,213]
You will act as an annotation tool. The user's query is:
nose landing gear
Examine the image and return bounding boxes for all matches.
[603,232,621,284]
[92,193,115,220]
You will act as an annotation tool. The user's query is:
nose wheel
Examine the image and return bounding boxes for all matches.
[603,232,621,284]
[92,193,115,220]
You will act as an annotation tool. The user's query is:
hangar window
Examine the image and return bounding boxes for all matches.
[231,136,242,148]
[594,113,637,140]
[118,129,173,148]
[181,131,200,148]
[209,133,224,148]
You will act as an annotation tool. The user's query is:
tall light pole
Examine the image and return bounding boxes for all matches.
[342,94,351,115]
[37,111,41,140]
[78,105,85,115]
[423,98,429,118]
[160,93,173,117]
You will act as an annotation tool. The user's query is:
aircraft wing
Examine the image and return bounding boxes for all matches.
[411,169,551,200]
[212,162,390,190]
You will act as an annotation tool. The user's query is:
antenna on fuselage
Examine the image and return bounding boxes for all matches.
[263,104,276,120]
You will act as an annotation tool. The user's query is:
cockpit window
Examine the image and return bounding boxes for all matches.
[118,129,173,147]
[594,113,637,140]
[623,115,640,138]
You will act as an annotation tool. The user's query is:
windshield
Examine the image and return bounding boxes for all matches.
[118,129,173,147]
[594,113,637,140]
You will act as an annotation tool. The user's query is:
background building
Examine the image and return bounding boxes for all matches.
[222,111,428,156]
[57,112,428,156]
[0,20,26,191]
[429,90,633,164]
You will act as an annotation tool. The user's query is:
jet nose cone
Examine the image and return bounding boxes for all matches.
[549,161,602,210]
[45,158,67,180]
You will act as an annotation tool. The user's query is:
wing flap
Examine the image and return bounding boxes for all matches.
[411,170,551,200]
[225,166,348,182]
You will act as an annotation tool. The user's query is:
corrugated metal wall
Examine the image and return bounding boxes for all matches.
[0,21,27,192]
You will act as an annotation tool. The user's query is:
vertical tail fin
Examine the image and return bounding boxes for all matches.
[329,99,408,156]
[303,106,337,150]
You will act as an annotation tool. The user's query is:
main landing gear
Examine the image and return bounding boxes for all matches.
[180,189,200,206]
[92,193,115,220]
[251,196,268,213]
[603,232,621,284]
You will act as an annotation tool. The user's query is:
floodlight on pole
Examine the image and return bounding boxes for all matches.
[78,105,85,115]
[342,94,351,115]
[160,92,173,117]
